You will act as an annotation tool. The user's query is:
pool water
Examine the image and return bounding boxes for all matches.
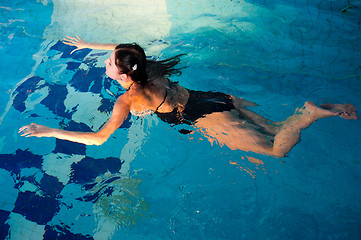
[1,0,361,239]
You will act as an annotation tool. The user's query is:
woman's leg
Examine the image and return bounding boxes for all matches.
[231,96,280,136]
[194,110,275,155]
[194,101,357,157]
[272,102,357,157]
[236,108,280,136]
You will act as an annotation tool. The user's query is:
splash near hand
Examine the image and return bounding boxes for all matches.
[62,35,88,54]
[18,123,53,138]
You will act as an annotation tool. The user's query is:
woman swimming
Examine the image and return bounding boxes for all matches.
[19,36,358,157]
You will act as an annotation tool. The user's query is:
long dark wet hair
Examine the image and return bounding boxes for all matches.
[114,43,185,85]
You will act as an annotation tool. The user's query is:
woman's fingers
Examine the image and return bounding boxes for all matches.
[63,35,83,43]
[18,126,26,133]
[63,36,82,45]
[18,125,31,137]
[65,35,78,41]
[62,38,77,46]
[18,124,33,133]
[75,35,83,41]
[18,123,39,137]
[62,36,85,54]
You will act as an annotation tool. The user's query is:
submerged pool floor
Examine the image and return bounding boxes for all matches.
[1,0,361,239]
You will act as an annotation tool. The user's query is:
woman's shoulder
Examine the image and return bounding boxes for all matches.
[115,92,133,106]
[126,83,156,105]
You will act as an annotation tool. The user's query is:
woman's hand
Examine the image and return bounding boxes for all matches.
[62,36,117,52]
[19,123,53,138]
[62,35,88,54]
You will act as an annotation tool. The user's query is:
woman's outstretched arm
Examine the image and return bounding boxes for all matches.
[19,95,131,145]
[62,36,117,54]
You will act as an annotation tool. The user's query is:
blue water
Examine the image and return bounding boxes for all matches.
[1,0,361,239]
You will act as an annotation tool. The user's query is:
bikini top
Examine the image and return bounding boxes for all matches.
[129,80,170,117]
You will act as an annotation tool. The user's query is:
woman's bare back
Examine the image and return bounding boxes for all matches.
[128,76,189,114]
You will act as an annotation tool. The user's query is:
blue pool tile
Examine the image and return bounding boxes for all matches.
[70,157,123,184]
[66,61,82,71]
[43,225,94,240]
[12,76,43,113]
[69,69,91,93]
[89,72,105,94]
[97,98,115,114]
[0,149,43,175]
[0,169,18,212]
[40,84,72,119]
[70,67,105,94]
[0,210,10,239]
[40,173,65,198]
[13,191,60,225]
[13,169,64,198]
[53,139,87,156]
[102,77,112,91]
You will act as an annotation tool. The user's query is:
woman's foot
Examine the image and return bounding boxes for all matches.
[302,101,358,120]
[320,103,358,119]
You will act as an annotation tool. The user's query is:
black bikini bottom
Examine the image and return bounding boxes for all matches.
[156,90,236,125]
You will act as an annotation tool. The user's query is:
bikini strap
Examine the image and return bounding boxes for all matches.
[155,78,173,112]
[125,81,135,91]
[155,89,168,112]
